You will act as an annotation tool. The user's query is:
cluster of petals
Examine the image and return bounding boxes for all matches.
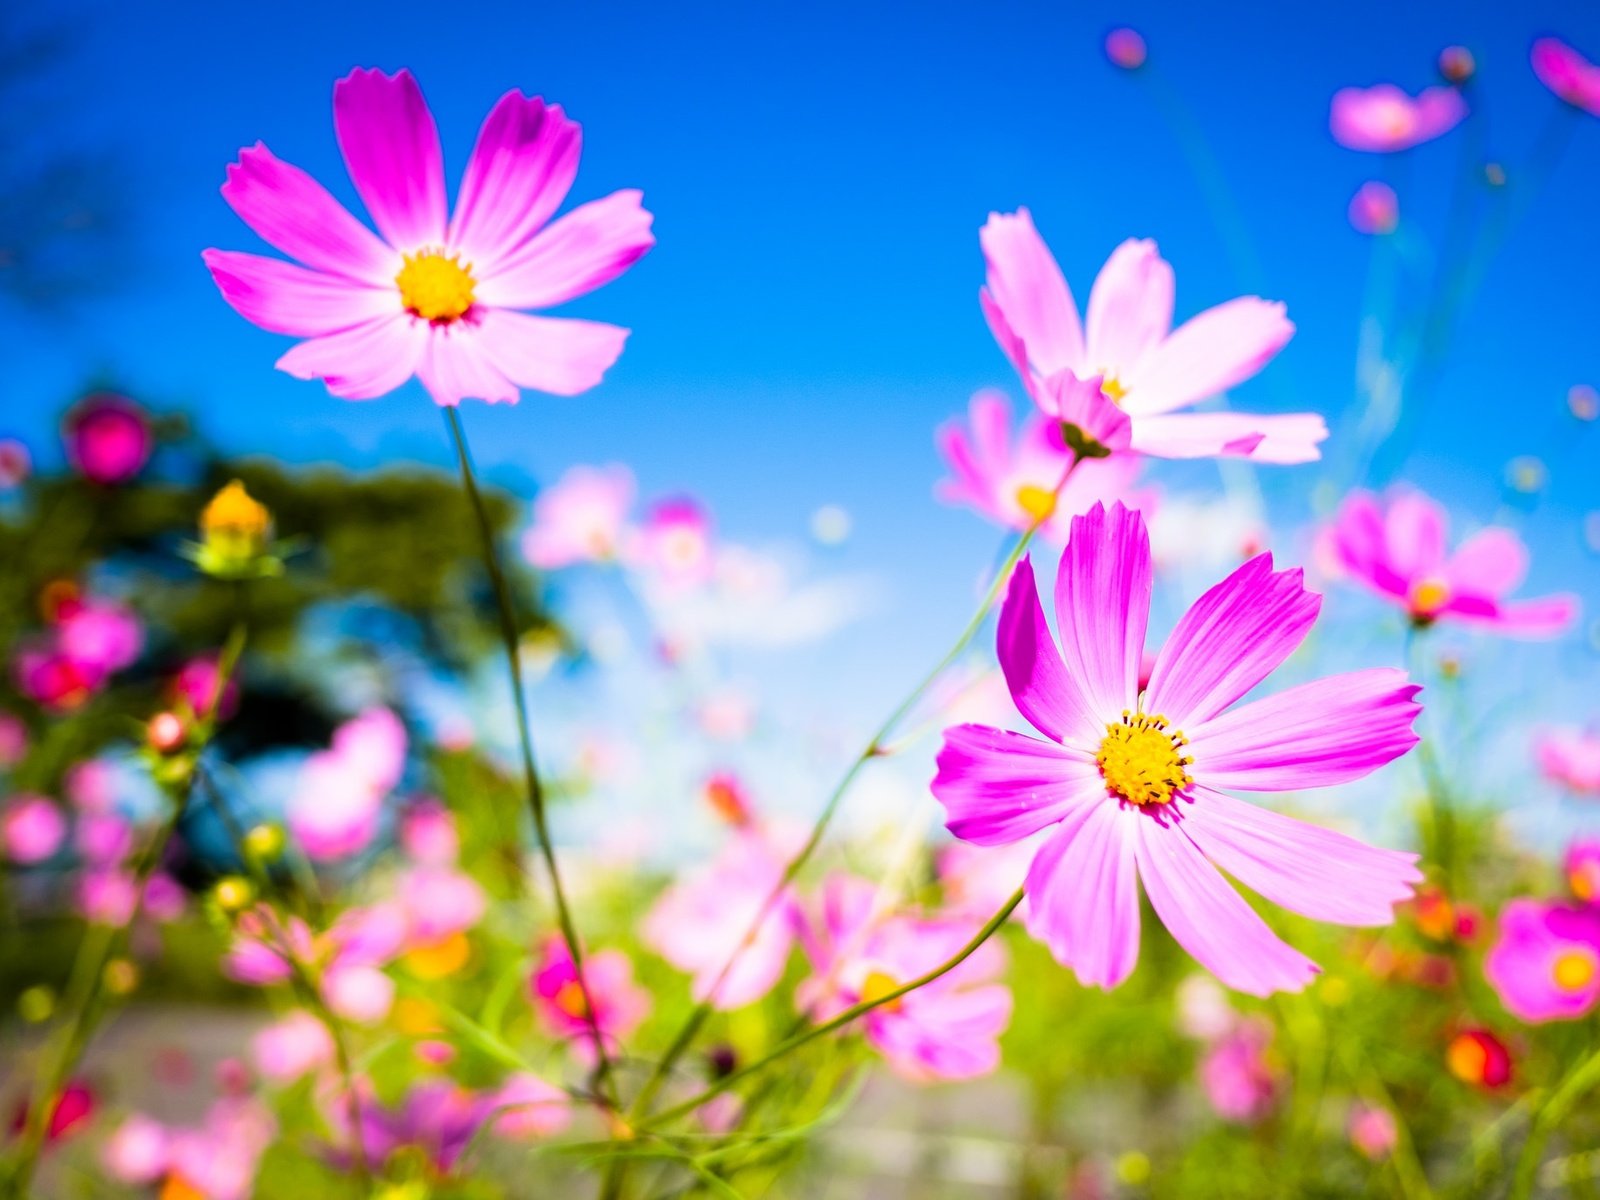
[15,596,143,713]
[103,1097,275,1200]
[203,68,653,406]
[932,502,1423,996]
[224,903,404,1023]
[1484,898,1600,1022]
[285,707,407,861]
[1568,839,1600,903]
[1329,83,1467,151]
[528,933,650,1063]
[1536,726,1600,796]
[1531,37,1600,116]
[1199,1016,1281,1123]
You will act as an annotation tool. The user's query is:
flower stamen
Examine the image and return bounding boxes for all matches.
[396,250,476,323]
[1096,711,1193,806]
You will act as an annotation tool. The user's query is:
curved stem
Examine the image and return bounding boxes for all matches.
[1509,1041,1600,1200]
[443,406,617,1107]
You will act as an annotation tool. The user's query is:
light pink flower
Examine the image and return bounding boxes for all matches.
[1348,181,1399,235]
[1348,1102,1398,1159]
[980,213,1322,463]
[936,389,1145,539]
[56,600,143,676]
[0,713,26,767]
[1568,839,1600,905]
[522,463,635,568]
[65,759,115,811]
[75,810,133,864]
[143,873,188,923]
[102,1114,170,1185]
[487,1072,572,1139]
[396,865,487,943]
[252,1010,335,1083]
[935,836,1040,920]
[1536,727,1600,796]
[1320,487,1579,636]
[62,394,152,484]
[173,655,240,720]
[1531,38,1600,116]
[163,1096,276,1200]
[78,869,139,924]
[630,497,715,588]
[931,503,1423,996]
[1329,84,1467,151]
[643,829,800,1009]
[2,795,66,864]
[205,69,652,406]
[286,708,406,861]
[400,800,460,865]
[529,935,649,1063]
[1104,28,1147,70]
[798,875,1012,1081]
[1199,1016,1280,1122]
[1485,898,1600,1022]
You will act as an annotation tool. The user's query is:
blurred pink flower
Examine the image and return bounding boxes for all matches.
[143,873,188,923]
[252,1009,335,1083]
[1348,181,1399,234]
[1349,1102,1399,1159]
[487,1072,572,1139]
[78,869,139,924]
[1104,28,1147,70]
[0,713,26,767]
[330,1081,490,1175]
[798,875,1012,1081]
[204,69,652,406]
[1531,38,1600,116]
[529,934,649,1063]
[102,1114,170,1185]
[1329,84,1466,151]
[397,865,487,943]
[1536,727,1600,796]
[932,503,1423,996]
[286,708,406,861]
[74,810,133,864]
[2,795,66,864]
[1199,1016,1280,1122]
[935,389,1145,539]
[1175,974,1236,1041]
[981,212,1323,462]
[631,497,715,588]
[62,393,153,484]
[0,439,31,488]
[936,836,1040,920]
[162,1095,276,1200]
[1485,898,1600,1022]
[522,463,635,568]
[65,759,115,811]
[1568,839,1600,905]
[400,799,459,865]
[173,655,240,720]
[16,598,143,713]
[1320,487,1579,636]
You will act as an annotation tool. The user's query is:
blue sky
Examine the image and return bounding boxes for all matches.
[4,0,1599,758]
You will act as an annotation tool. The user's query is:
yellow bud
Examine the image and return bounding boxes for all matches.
[103,957,140,996]
[243,823,285,863]
[212,876,255,914]
[198,480,272,573]
[17,985,55,1023]
[1115,1150,1152,1185]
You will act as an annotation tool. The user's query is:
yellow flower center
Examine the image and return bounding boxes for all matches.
[396,250,476,323]
[403,932,472,981]
[1445,1034,1487,1084]
[1572,866,1598,903]
[1096,711,1193,806]
[1408,578,1451,617]
[553,979,590,1019]
[1100,374,1128,404]
[1553,949,1598,993]
[860,970,903,1012]
[1014,484,1059,522]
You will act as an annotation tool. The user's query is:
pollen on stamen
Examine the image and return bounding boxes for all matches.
[396,249,477,323]
[1096,711,1194,806]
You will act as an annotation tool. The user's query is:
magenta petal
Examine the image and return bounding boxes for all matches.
[997,556,1102,744]
[476,190,654,311]
[931,724,1102,846]
[416,326,519,406]
[1144,554,1320,730]
[1083,238,1173,372]
[1130,412,1328,464]
[1134,819,1318,996]
[1053,502,1151,720]
[1186,668,1421,791]
[334,68,448,251]
[473,309,630,397]
[449,92,581,266]
[980,286,1031,378]
[979,209,1084,375]
[1121,297,1294,416]
[1023,802,1140,988]
[220,144,397,283]
[1181,788,1420,925]
[203,250,393,337]
[275,314,425,400]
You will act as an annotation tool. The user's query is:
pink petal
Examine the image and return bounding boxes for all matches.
[1023,801,1140,988]
[477,190,654,310]
[997,556,1103,744]
[219,144,398,283]
[1053,502,1151,720]
[449,93,581,267]
[1144,554,1321,730]
[275,314,425,400]
[980,287,1030,378]
[473,309,630,397]
[334,68,448,251]
[931,724,1103,846]
[1445,527,1528,598]
[1084,239,1173,374]
[979,209,1084,375]
[1181,788,1420,925]
[1134,818,1318,996]
[1382,490,1449,581]
[416,326,520,406]
[1324,491,1408,598]
[202,250,394,337]
[1121,297,1294,416]
[1185,668,1422,791]
[1478,594,1581,638]
[1130,412,1328,464]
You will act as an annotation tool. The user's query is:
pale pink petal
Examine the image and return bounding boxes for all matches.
[1120,298,1294,415]
[473,309,629,397]
[203,250,394,336]
[1181,788,1420,925]
[1324,491,1408,598]
[1477,594,1581,638]
[416,326,519,406]
[1134,819,1318,996]
[334,68,448,251]
[1144,554,1321,729]
[1382,490,1449,581]
[219,144,398,283]
[979,209,1084,375]
[476,190,654,310]
[996,555,1103,744]
[1023,802,1140,988]
[1130,412,1328,464]
[980,287,1030,377]
[275,314,426,400]
[1446,527,1529,598]
[448,93,581,266]
[931,724,1103,846]
[1052,502,1151,719]
[1185,668,1422,791]
[1084,239,1173,373]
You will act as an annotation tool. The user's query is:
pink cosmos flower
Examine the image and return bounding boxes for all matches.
[931,502,1423,996]
[62,394,153,484]
[1320,488,1579,636]
[1104,28,1147,70]
[529,934,649,1063]
[173,655,240,720]
[75,810,133,864]
[400,800,459,865]
[1199,1016,1280,1123]
[286,707,406,861]
[1329,84,1467,151]
[797,875,1012,1081]
[980,212,1323,463]
[1348,181,1399,235]
[1568,839,1600,904]
[630,497,715,588]
[205,69,652,406]
[223,904,403,1022]
[396,865,487,944]
[252,1009,335,1083]
[1348,1103,1398,1159]
[1485,898,1600,1022]
[522,463,635,569]
[936,389,1145,539]
[1531,38,1600,116]
[1536,727,1600,796]
[643,828,801,1009]
[329,1081,491,1176]
[2,795,67,864]
[102,1114,170,1185]
[486,1072,572,1139]
[78,869,139,924]
[162,1096,276,1200]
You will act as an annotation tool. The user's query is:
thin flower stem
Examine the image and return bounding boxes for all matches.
[1403,624,1455,889]
[1508,1041,1600,1200]
[443,405,617,1108]
[638,887,1024,1135]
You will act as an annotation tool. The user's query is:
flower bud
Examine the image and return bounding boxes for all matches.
[147,711,187,754]
[212,876,255,914]
[197,480,274,576]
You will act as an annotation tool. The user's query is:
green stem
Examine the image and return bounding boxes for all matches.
[1403,625,1455,889]
[1508,1041,1600,1200]
[443,405,617,1107]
